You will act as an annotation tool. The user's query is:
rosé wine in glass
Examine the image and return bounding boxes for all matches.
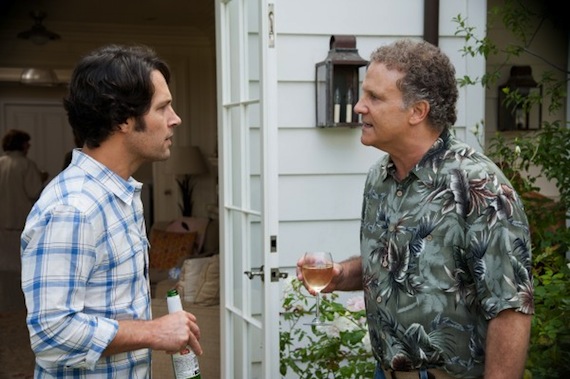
[302,251,333,325]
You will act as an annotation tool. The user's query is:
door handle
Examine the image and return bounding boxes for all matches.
[244,265,265,281]
[244,265,289,282]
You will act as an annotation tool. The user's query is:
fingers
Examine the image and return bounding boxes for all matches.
[322,262,343,293]
[174,313,203,355]
[187,332,203,356]
[296,256,343,294]
[186,312,202,355]
[166,337,202,356]
[295,256,318,295]
[158,311,203,355]
[296,256,305,280]
[333,261,343,281]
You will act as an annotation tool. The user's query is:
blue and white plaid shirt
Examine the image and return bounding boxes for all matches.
[21,149,151,378]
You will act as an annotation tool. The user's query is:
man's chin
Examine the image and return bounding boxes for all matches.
[360,132,374,147]
[160,148,172,160]
[147,152,170,164]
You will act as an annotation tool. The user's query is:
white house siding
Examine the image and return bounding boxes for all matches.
[275,0,487,270]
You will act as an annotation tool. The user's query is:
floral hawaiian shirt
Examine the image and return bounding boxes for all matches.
[360,130,534,378]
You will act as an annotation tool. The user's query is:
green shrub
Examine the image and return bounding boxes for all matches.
[280,278,376,378]
[485,127,570,378]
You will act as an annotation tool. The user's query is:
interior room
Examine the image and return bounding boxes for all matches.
[0,0,219,222]
[0,1,222,377]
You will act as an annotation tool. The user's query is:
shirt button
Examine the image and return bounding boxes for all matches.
[426,234,433,241]
[396,190,403,197]
[376,295,382,303]
[388,225,395,232]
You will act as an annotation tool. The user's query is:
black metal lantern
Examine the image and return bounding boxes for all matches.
[498,65,542,131]
[315,35,368,128]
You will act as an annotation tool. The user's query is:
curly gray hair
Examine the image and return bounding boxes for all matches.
[369,39,458,131]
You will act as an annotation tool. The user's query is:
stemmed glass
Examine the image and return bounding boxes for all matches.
[302,251,334,326]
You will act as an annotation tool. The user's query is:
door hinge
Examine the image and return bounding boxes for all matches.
[268,3,275,48]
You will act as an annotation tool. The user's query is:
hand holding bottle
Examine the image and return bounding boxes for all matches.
[167,289,203,379]
[151,308,203,356]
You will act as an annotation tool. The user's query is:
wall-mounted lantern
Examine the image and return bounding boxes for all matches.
[315,35,368,128]
[498,65,542,131]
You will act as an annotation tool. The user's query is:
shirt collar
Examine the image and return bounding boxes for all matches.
[382,129,451,184]
[71,149,142,205]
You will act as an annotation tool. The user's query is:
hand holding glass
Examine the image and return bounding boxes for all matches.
[302,251,334,325]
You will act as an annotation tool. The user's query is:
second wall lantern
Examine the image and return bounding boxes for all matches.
[316,35,368,128]
[498,65,542,131]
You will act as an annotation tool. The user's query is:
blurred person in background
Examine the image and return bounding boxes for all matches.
[0,128,47,233]
[0,128,47,311]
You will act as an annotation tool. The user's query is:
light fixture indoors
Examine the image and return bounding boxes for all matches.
[20,67,58,86]
[17,11,61,46]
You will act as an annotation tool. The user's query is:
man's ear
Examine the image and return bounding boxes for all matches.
[409,100,430,125]
[118,118,134,133]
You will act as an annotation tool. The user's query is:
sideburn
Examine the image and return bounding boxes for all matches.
[133,116,147,132]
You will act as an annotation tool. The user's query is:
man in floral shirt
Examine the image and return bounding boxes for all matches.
[297,39,533,379]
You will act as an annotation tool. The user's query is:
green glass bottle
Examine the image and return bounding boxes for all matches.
[166,289,202,379]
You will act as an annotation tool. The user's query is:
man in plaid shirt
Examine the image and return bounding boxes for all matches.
[21,44,202,378]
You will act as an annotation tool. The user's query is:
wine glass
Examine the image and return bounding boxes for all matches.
[302,251,334,326]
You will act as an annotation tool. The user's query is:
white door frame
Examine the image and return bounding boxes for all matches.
[215,0,280,377]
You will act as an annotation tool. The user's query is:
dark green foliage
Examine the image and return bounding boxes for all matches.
[454,1,570,377]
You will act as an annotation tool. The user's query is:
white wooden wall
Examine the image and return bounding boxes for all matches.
[275,0,487,269]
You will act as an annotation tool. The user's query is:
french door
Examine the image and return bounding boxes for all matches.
[215,0,280,378]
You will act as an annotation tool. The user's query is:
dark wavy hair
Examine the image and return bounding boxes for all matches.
[63,44,171,148]
[369,39,458,131]
[2,129,30,152]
